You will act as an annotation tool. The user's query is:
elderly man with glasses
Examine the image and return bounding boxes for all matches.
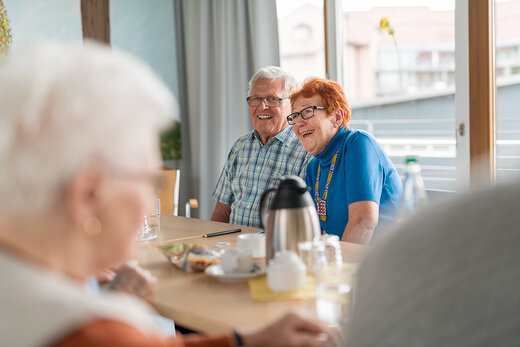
[211,66,312,228]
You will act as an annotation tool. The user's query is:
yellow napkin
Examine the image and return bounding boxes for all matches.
[248,275,316,301]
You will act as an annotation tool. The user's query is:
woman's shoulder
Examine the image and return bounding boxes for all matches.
[341,128,380,151]
[345,128,377,143]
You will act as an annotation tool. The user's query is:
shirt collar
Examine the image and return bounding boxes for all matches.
[252,126,294,147]
[316,126,348,165]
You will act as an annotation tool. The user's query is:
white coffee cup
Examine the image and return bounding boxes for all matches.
[220,248,254,274]
[237,233,266,258]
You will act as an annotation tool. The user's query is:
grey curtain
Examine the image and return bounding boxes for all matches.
[174,0,280,219]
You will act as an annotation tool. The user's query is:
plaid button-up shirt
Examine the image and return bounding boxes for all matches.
[213,126,312,228]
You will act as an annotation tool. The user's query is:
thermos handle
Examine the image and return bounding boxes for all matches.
[259,188,276,229]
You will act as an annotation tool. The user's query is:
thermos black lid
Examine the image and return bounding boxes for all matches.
[269,175,314,209]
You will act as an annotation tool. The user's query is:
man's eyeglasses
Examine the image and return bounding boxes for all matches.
[287,106,325,125]
[246,96,287,108]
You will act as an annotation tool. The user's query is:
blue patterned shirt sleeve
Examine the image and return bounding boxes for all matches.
[213,136,243,205]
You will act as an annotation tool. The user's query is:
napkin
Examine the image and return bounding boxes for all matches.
[248,275,316,301]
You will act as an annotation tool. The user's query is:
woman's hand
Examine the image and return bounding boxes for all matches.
[107,261,156,298]
[241,311,341,347]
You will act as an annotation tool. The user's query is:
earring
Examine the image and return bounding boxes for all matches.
[83,216,102,236]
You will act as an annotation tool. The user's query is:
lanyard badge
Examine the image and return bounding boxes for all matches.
[314,148,340,222]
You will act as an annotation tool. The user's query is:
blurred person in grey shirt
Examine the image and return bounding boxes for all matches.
[346,181,520,346]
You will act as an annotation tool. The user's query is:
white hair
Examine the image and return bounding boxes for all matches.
[0,41,176,214]
[247,66,296,97]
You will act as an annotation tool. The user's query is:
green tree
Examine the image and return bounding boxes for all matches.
[0,0,12,57]
[160,120,181,160]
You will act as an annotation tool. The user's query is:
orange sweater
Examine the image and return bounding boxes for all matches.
[54,319,233,347]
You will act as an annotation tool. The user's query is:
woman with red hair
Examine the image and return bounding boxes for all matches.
[288,78,402,244]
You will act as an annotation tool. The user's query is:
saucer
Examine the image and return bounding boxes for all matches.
[205,264,266,283]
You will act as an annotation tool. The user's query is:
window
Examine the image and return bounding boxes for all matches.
[292,24,312,41]
[5,1,181,161]
[416,51,433,67]
[495,0,520,182]
[277,0,325,82]
[439,51,455,66]
[110,0,181,160]
[342,1,456,190]
[4,0,82,47]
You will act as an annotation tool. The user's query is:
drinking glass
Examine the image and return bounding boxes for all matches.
[147,198,161,227]
[298,241,325,276]
[298,235,342,276]
[315,263,356,327]
[322,234,343,266]
[136,216,158,242]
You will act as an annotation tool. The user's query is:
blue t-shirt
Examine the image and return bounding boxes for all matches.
[305,126,402,238]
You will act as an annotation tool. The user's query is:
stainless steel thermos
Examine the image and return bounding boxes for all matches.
[260,175,321,262]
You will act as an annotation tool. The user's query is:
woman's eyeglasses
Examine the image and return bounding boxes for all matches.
[287,106,325,125]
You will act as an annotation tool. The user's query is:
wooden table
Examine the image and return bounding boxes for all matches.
[136,215,365,334]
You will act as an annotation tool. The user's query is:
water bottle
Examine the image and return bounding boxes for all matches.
[396,156,428,221]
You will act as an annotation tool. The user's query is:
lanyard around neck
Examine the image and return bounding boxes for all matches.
[314,147,340,221]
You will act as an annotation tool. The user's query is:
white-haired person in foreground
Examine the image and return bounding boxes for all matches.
[0,42,338,347]
[344,180,520,346]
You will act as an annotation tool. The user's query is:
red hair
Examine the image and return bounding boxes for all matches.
[289,78,351,126]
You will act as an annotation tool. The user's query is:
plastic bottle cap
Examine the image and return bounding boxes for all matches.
[405,156,418,164]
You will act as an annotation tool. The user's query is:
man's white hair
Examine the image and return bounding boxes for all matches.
[247,66,296,97]
[0,41,176,214]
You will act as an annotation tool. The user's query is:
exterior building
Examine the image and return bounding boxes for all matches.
[279,2,520,101]
[278,1,520,190]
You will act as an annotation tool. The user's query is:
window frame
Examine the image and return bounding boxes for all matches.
[325,0,497,190]
[81,0,110,44]
[83,0,499,188]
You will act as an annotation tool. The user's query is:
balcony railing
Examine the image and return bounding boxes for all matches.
[349,118,520,190]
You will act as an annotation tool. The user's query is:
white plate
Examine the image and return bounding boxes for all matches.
[205,264,266,283]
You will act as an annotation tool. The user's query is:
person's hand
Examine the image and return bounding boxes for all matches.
[240,311,341,347]
[107,261,156,298]
[95,268,117,284]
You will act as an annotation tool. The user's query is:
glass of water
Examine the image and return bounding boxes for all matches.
[315,263,357,327]
[298,241,325,276]
[136,216,158,242]
[298,235,343,277]
[146,198,161,227]
[321,234,343,266]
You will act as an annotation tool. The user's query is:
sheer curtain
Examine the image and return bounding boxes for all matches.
[174,0,280,219]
